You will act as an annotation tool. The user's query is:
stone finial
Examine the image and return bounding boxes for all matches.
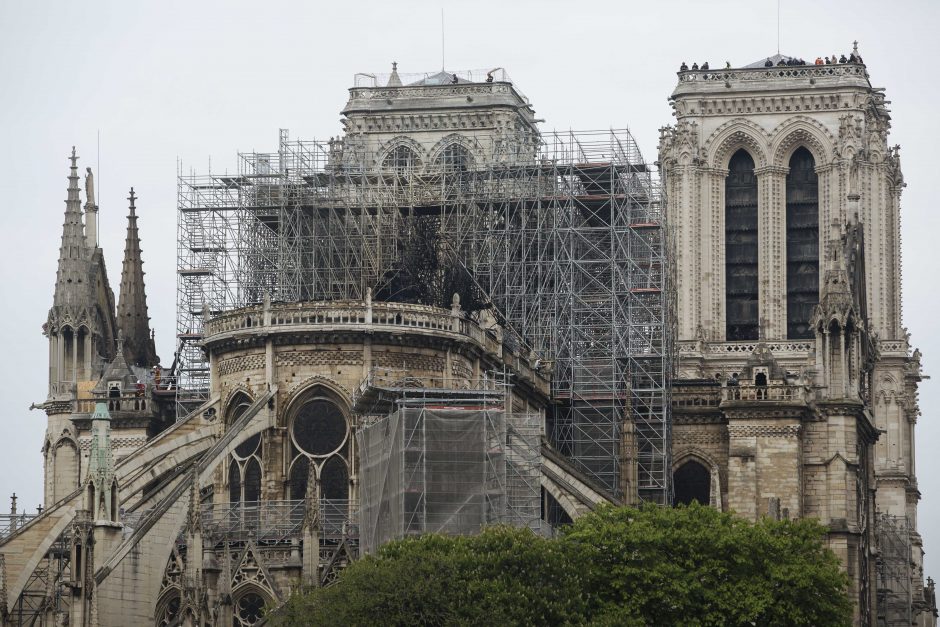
[9,494,16,517]
[127,187,137,214]
[852,40,859,55]
[387,61,403,87]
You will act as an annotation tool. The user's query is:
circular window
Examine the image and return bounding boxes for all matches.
[234,592,267,626]
[291,399,347,456]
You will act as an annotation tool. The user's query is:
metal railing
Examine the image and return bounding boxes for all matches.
[0,513,37,539]
[198,499,355,542]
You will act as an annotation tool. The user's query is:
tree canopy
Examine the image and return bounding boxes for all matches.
[271,503,851,626]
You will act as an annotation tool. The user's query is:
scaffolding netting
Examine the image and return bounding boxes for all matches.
[357,407,541,554]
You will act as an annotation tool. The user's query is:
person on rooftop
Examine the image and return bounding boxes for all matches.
[680,61,689,71]
[725,60,731,69]
[701,61,709,70]
[815,57,823,65]
[451,73,459,84]
[691,62,699,70]
[839,54,848,63]
[764,58,773,67]
[825,56,831,64]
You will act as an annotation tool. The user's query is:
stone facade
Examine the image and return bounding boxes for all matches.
[660,51,934,625]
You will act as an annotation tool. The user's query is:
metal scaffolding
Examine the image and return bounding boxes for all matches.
[177,118,672,502]
[357,406,542,554]
[876,513,914,627]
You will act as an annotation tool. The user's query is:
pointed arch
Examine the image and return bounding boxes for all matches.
[770,117,834,169]
[224,389,254,424]
[673,449,722,509]
[725,148,759,340]
[429,133,482,171]
[785,146,820,339]
[376,136,426,171]
[706,119,770,170]
[51,437,80,503]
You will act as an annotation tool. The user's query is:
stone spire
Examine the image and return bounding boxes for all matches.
[117,188,159,367]
[52,147,90,307]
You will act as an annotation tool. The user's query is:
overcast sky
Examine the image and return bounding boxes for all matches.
[1,0,937,577]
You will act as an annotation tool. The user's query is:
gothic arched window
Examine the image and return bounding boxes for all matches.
[383,145,421,173]
[785,147,820,339]
[228,433,262,503]
[673,460,711,506]
[437,143,473,172]
[287,394,350,506]
[725,149,759,340]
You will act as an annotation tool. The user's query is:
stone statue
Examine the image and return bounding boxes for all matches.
[85,167,96,207]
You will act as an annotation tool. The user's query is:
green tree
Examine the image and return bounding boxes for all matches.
[273,526,586,626]
[271,504,851,627]
[563,503,851,626]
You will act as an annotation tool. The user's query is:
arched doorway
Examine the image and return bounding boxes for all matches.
[673,460,711,506]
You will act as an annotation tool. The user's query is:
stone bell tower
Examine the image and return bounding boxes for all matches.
[659,46,931,624]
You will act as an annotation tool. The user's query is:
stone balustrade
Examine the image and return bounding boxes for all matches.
[73,395,150,414]
[677,340,814,355]
[678,62,868,84]
[721,384,808,404]
[205,299,504,359]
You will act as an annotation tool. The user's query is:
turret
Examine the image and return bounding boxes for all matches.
[85,401,117,523]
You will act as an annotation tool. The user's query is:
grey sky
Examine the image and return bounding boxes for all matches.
[2,0,937,576]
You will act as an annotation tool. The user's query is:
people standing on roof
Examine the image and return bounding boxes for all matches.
[451,73,458,84]
[701,61,710,70]
[815,57,823,65]
[680,61,689,71]
[691,62,699,70]
[764,58,773,67]
[839,54,848,63]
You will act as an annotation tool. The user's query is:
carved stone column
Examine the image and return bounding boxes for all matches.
[755,166,789,340]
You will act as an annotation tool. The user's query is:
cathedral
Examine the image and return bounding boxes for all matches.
[0,48,934,626]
